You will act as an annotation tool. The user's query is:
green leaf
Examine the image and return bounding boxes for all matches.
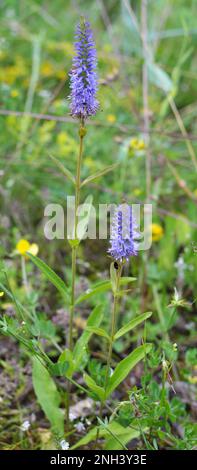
[106,344,152,397]
[48,153,75,184]
[83,373,105,400]
[105,424,147,450]
[50,361,69,377]
[0,281,31,320]
[73,305,103,368]
[75,277,136,305]
[58,349,74,378]
[27,253,68,301]
[114,312,152,340]
[86,326,110,340]
[81,163,119,187]
[120,277,136,285]
[75,280,111,304]
[30,315,56,339]
[32,357,64,436]
[71,420,141,450]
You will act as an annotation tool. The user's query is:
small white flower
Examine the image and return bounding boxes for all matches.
[74,422,85,433]
[60,439,69,450]
[69,411,77,422]
[20,420,30,432]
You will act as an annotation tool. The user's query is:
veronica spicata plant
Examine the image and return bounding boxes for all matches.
[68,17,99,355]
[0,20,153,450]
[68,206,152,450]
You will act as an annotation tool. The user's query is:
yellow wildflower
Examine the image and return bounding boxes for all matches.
[1,57,27,84]
[107,114,116,124]
[130,138,145,151]
[133,188,142,197]
[41,62,54,77]
[38,121,55,144]
[16,239,30,255]
[56,132,78,156]
[28,243,39,256]
[137,139,146,150]
[151,224,164,242]
[16,239,39,256]
[0,292,4,297]
[57,132,69,145]
[10,89,19,98]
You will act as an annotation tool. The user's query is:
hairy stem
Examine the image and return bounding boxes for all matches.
[69,117,85,351]
[96,264,122,447]
[66,118,86,425]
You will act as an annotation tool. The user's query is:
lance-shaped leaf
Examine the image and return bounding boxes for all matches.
[27,253,69,301]
[106,344,152,397]
[71,420,141,450]
[75,277,136,305]
[32,357,64,436]
[83,373,105,401]
[114,312,152,340]
[48,153,75,184]
[86,326,110,340]
[81,163,119,187]
[73,304,103,368]
[58,349,74,378]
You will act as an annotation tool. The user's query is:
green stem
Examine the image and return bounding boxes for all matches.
[69,117,86,351]
[67,118,86,426]
[104,268,121,393]
[96,264,122,447]
[69,247,77,351]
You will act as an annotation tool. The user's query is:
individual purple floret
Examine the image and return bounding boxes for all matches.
[69,19,99,119]
[108,204,139,261]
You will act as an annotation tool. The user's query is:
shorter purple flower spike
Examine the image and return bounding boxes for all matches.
[108,204,139,262]
[69,19,99,119]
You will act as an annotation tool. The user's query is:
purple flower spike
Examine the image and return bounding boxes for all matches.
[69,19,99,119]
[108,205,139,262]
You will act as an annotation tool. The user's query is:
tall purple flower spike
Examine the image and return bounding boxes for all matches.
[108,205,139,261]
[69,19,99,119]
